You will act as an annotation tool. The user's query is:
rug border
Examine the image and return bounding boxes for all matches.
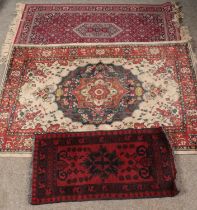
[13,39,192,46]
[13,40,197,75]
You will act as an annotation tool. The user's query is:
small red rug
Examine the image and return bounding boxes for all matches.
[15,2,181,44]
[31,127,178,204]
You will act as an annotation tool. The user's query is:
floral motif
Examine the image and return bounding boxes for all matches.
[54,62,143,124]
[0,43,196,152]
[8,56,180,133]
[16,57,179,130]
[149,48,160,55]
[72,73,123,109]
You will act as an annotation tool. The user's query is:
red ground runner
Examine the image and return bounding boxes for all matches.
[15,2,180,44]
[0,42,196,153]
[31,127,178,204]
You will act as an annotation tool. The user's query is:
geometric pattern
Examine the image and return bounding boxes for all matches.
[31,128,178,204]
[15,3,181,44]
[73,23,123,38]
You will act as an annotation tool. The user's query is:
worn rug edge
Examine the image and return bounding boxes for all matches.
[0,3,25,64]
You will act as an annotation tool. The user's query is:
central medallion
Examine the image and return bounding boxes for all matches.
[72,73,127,109]
[73,23,123,38]
[55,62,144,125]
[82,146,123,181]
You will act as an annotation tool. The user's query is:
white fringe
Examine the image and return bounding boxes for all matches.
[171,1,192,41]
[180,26,192,41]
[0,3,25,64]
[188,42,197,74]
[172,1,184,24]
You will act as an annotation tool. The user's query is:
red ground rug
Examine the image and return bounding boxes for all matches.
[31,127,178,204]
[15,2,181,44]
[0,42,196,153]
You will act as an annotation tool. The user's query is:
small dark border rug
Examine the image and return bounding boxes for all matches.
[31,127,178,205]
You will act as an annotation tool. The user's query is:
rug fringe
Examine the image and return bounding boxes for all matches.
[0,3,25,64]
[172,1,184,24]
[171,1,192,41]
[180,26,192,41]
[188,42,197,72]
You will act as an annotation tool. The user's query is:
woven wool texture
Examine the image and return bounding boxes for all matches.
[15,3,181,44]
[31,127,178,204]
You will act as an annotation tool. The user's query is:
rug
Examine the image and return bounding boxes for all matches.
[31,127,178,204]
[0,42,196,154]
[15,2,183,44]
[1,2,190,64]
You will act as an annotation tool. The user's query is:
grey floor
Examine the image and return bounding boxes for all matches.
[0,0,197,210]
